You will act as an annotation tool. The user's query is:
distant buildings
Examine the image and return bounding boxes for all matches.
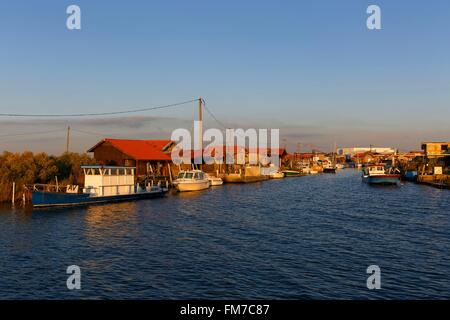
[337,147,395,157]
[421,141,450,158]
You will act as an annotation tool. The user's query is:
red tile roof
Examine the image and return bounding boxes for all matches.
[88,138,173,161]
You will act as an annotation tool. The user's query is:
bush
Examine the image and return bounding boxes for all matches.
[0,151,97,203]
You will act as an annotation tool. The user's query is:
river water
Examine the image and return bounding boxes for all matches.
[0,169,449,299]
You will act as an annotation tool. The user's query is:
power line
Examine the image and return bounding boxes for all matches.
[0,128,66,139]
[0,99,198,117]
[202,101,228,130]
[71,128,117,137]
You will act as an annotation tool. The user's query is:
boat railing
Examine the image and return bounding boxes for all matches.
[29,184,69,193]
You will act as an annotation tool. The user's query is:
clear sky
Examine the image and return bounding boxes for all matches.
[0,0,449,154]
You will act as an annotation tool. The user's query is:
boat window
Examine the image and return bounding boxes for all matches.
[177,172,185,179]
[193,173,199,179]
[185,172,193,179]
[198,173,204,179]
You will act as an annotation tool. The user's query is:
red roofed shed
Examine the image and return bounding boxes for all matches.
[87,138,175,177]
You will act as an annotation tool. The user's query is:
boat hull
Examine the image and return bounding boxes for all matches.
[208,179,223,186]
[32,190,167,208]
[362,174,401,185]
[281,170,302,177]
[323,168,336,173]
[175,181,210,192]
[222,174,268,183]
[269,172,285,179]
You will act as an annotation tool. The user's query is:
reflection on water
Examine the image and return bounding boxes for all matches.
[0,169,449,299]
[84,202,139,245]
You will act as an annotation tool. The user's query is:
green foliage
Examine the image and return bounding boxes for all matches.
[0,151,97,203]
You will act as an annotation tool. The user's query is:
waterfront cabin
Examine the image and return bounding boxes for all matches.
[82,166,135,196]
[87,138,176,180]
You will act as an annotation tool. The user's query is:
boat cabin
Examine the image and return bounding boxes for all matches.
[176,170,206,181]
[82,165,135,196]
[364,164,385,176]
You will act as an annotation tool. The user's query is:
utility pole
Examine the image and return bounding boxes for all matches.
[198,97,203,170]
[66,126,71,153]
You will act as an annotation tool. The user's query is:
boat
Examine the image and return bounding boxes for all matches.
[221,166,269,183]
[31,166,167,208]
[336,163,345,170]
[206,174,223,186]
[281,170,302,177]
[403,170,418,181]
[301,165,318,175]
[269,171,285,179]
[323,164,337,173]
[362,164,401,185]
[173,170,210,191]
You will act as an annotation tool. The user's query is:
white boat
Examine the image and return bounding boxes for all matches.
[173,170,210,192]
[336,163,345,170]
[269,171,285,179]
[206,174,223,186]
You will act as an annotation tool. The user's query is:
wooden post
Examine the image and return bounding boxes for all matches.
[22,193,26,206]
[55,176,59,192]
[12,182,15,205]
[167,162,173,185]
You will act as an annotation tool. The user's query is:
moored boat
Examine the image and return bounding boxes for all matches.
[173,170,210,191]
[269,171,285,179]
[206,174,223,186]
[362,164,401,185]
[31,166,167,208]
[323,165,337,173]
[282,170,302,177]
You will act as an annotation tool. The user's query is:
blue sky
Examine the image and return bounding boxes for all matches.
[0,0,449,153]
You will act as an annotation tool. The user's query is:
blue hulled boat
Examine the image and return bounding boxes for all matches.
[32,166,167,208]
[362,164,401,185]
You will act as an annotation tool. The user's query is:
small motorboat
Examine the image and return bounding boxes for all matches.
[206,174,223,186]
[269,171,285,179]
[362,164,401,185]
[282,170,302,177]
[323,164,337,173]
[173,170,210,192]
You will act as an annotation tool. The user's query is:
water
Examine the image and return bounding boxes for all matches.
[0,170,449,299]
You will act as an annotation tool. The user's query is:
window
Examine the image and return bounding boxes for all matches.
[177,172,185,179]
[185,173,193,179]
